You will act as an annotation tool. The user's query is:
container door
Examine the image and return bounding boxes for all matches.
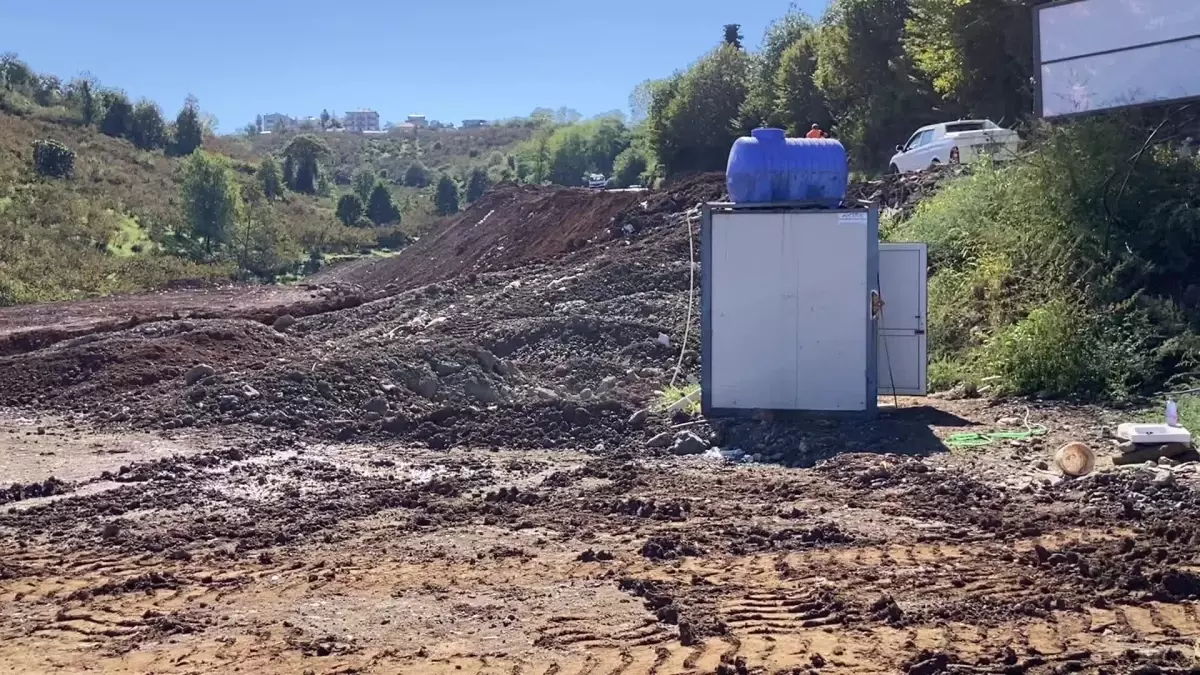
[877,243,927,396]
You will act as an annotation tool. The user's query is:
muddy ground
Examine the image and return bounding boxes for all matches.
[2,175,1197,674]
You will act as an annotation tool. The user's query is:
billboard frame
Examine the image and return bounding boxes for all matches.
[1032,0,1200,119]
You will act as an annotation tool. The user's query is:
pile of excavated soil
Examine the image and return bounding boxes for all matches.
[0,169,958,455]
[320,184,645,291]
[846,165,966,215]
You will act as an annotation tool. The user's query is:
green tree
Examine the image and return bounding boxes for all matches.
[257,156,284,200]
[905,0,1034,123]
[465,167,489,202]
[612,147,649,187]
[336,193,365,226]
[0,53,33,92]
[548,126,592,185]
[79,80,97,126]
[320,109,331,130]
[232,184,293,280]
[587,116,632,176]
[649,45,751,176]
[367,182,401,225]
[774,33,830,135]
[181,151,241,254]
[739,11,817,129]
[173,95,205,156]
[814,0,940,169]
[33,74,61,106]
[724,24,744,49]
[403,161,432,188]
[352,167,377,202]
[32,139,75,179]
[100,92,134,139]
[282,134,330,195]
[282,155,295,187]
[130,101,168,151]
[435,175,460,215]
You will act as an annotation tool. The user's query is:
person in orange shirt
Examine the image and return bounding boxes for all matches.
[805,123,827,139]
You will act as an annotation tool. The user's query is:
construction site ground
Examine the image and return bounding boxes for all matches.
[2,173,1196,675]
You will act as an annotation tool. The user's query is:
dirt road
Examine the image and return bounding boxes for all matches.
[3,399,1199,674]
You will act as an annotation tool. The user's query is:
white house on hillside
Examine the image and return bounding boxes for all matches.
[344,109,381,133]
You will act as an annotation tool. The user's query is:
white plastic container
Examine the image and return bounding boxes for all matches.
[1116,422,1192,445]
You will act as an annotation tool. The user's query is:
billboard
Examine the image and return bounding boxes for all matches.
[1035,0,1200,118]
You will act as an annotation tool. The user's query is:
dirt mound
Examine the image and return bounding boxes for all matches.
[321,184,645,291]
[0,319,288,409]
[846,165,965,215]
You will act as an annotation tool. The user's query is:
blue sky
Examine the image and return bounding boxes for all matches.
[2,0,828,132]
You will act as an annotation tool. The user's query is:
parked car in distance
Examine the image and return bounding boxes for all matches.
[888,120,1020,174]
[585,173,610,189]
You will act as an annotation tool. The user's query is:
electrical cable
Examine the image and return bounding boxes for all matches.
[670,209,699,390]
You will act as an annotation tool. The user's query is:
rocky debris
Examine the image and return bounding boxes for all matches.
[846,165,965,217]
[575,549,615,562]
[628,409,649,428]
[1,477,67,505]
[184,364,216,385]
[670,431,709,455]
[272,314,296,332]
[640,535,704,560]
[647,432,673,448]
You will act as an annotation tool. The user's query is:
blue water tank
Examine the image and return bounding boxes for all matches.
[726,128,849,206]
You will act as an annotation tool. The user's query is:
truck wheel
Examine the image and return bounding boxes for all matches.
[888,164,900,175]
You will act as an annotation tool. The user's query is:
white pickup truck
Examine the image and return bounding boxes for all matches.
[888,120,1020,174]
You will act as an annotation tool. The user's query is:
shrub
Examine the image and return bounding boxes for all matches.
[336,193,365,226]
[435,174,459,215]
[32,139,75,178]
[404,161,432,187]
[890,114,1200,400]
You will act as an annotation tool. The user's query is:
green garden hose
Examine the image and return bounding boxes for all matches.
[944,425,1048,449]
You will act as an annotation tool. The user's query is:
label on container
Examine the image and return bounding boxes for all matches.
[838,212,868,225]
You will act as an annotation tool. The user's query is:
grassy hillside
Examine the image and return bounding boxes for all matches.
[0,67,402,305]
[211,123,535,233]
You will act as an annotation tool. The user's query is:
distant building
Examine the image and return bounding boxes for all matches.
[406,114,427,128]
[462,119,487,128]
[344,109,381,133]
[261,112,294,132]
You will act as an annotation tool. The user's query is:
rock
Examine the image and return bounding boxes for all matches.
[241,385,261,399]
[184,364,216,386]
[579,388,595,401]
[628,409,649,428]
[434,361,464,377]
[186,387,207,403]
[535,387,561,401]
[997,416,1022,427]
[1153,469,1176,486]
[648,432,673,448]
[671,431,709,456]
[365,397,389,414]
[476,349,498,372]
[464,377,499,404]
[599,376,618,392]
[179,415,196,427]
[316,381,334,398]
[218,395,240,411]
[364,411,382,423]
[272,314,296,332]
